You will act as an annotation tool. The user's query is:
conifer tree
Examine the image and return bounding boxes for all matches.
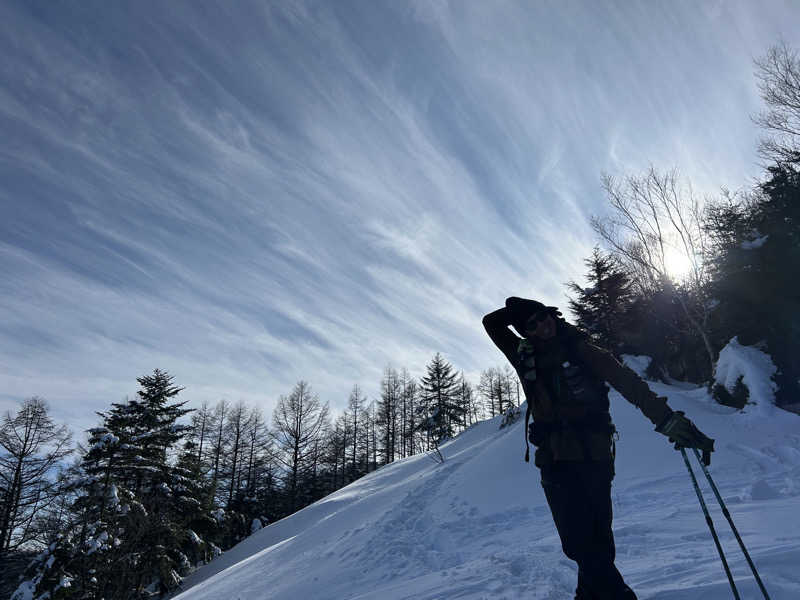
[17,425,126,600]
[29,369,204,599]
[567,247,633,355]
[113,370,200,594]
[20,408,148,599]
[418,353,464,444]
[706,163,800,405]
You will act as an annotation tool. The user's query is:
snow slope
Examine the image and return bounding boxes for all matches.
[174,380,800,600]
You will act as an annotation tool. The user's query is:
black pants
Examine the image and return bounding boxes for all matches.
[540,461,636,600]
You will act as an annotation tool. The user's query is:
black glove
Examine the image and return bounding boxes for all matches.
[655,410,715,462]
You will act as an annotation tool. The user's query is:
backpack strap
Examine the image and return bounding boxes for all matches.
[524,401,531,462]
[516,337,536,464]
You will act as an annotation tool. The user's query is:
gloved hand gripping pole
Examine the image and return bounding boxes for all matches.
[691,447,771,600]
[680,447,741,600]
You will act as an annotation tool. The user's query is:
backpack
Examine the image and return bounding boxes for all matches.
[522,323,617,464]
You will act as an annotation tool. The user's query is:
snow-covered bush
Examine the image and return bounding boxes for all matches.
[713,337,778,415]
[499,405,521,428]
[250,518,264,534]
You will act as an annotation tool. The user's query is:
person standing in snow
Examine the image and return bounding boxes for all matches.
[482,297,714,600]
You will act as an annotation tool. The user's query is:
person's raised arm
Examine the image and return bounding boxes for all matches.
[483,297,549,364]
[482,306,521,366]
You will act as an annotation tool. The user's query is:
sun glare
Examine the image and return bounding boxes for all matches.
[664,247,694,282]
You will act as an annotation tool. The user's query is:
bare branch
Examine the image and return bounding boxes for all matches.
[753,43,800,164]
[591,167,716,374]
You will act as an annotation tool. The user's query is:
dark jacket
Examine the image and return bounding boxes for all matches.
[483,297,671,466]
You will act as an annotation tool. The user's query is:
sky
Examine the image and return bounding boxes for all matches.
[1,0,797,435]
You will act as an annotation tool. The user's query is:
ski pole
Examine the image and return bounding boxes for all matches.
[691,447,771,600]
[680,447,740,600]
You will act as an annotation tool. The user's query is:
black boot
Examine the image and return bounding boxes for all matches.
[574,579,637,599]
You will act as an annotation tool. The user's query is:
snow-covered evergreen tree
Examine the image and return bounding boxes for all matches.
[706,164,800,405]
[17,421,145,599]
[16,370,208,600]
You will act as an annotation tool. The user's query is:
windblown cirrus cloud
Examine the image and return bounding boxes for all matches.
[0,0,794,430]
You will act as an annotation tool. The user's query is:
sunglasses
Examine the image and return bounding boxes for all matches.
[526,311,550,328]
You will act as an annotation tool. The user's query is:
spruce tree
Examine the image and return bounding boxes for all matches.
[19,420,146,599]
[418,353,464,444]
[27,370,205,599]
[567,247,633,354]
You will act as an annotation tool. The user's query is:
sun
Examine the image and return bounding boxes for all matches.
[663,246,694,282]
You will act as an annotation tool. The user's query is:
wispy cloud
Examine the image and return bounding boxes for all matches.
[0,0,793,432]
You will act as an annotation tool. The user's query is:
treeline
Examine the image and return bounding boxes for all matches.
[6,353,520,599]
[565,43,800,410]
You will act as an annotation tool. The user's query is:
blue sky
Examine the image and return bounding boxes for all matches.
[1,0,796,433]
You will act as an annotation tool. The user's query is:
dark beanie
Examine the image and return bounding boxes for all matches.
[505,296,547,335]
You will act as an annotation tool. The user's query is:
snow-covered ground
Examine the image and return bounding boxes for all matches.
[173,377,800,599]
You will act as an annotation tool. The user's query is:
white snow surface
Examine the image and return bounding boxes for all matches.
[621,354,652,378]
[715,337,778,418]
[250,518,264,535]
[174,382,800,600]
